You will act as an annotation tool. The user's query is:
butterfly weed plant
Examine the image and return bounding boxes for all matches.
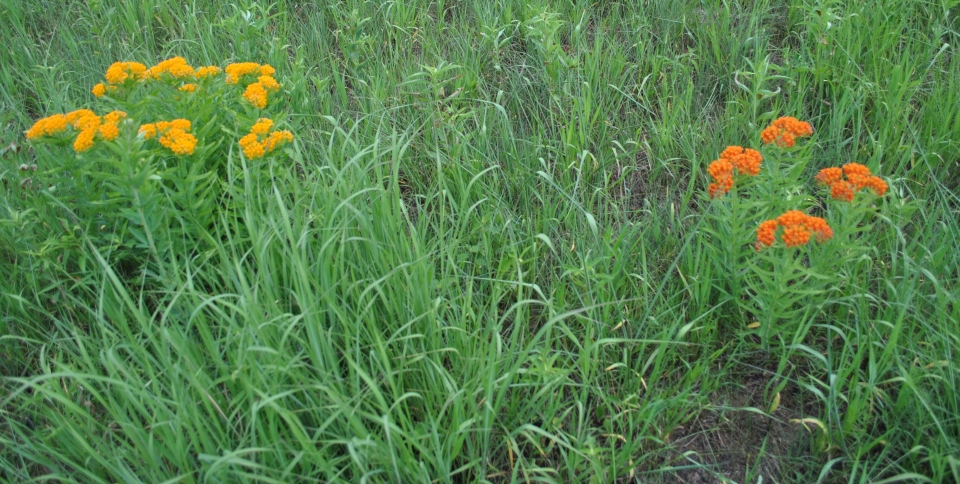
[704,116,889,349]
[16,57,294,282]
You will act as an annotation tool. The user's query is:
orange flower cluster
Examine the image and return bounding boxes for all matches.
[238,118,293,159]
[179,83,198,93]
[26,109,126,152]
[756,210,833,250]
[144,57,196,79]
[139,119,197,156]
[196,66,223,78]
[94,59,224,95]
[104,61,147,84]
[91,83,118,98]
[707,146,763,198]
[225,63,276,84]
[760,117,814,147]
[224,63,280,109]
[815,163,888,201]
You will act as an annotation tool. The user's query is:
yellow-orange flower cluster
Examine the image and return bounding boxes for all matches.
[238,118,293,159]
[707,146,763,198]
[104,62,147,84]
[91,83,118,98]
[755,210,833,250]
[179,83,198,93]
[27,109,126,152]
[224,63,280,108]
[760,117,814,148]
[139,119,197,156]
[225,63,275,84]
[144,57,196,80]
[195,66,222,78]
[815,163,888,201]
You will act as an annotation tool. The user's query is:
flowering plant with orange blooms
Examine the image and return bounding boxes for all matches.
[702,115,891,347]
[18,56,297,278]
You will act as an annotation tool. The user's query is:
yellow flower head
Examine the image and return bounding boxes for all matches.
[26,114,68,139]
[196,66,222,78]
[141,119,196,155]
[259,64,276,76]
[139,123,157,140]
[251,118,274,135]
[73,128,97,152]
[225,62,262,84]
[103,110,127,125]
[258,75,280,91]
[243,82,269,109]
[145,57,196,80]
[65,109,96,126]
[264,130,293,152]
[239,133,266,159]
[179,83,198,93]
[104,62,147,84]
[99,123,120,141]
[92,83,107,97]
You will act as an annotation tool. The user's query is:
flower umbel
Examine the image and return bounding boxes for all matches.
[815,163,888,201]
[238,118,292,159]
[755,210,834,250]
[139,119,197,156]
[707,146,763,198]
[760,117,814,148]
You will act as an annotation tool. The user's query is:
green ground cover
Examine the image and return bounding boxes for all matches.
[1,0,958,482]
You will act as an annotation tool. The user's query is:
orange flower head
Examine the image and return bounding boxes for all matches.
[73,127,99,152]
[243,82,269,109]
[781,224,812,247]
[239,133,266,159]
[196,66,222,78]
[99,123,120,141]
[105,61,147,84]
[756,220,779,249]
[816,167,843,185]
[251,118,274,135]
[817,163,888,201]
[225,62,262,84]
[258,75,280,91]
[145,57,196,80]
[92,83,107,97]
[761,117,813,147]
[829,180,854,202]
[26,114,69,139]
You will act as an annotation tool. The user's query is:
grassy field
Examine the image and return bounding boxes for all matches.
[1,0,958,482]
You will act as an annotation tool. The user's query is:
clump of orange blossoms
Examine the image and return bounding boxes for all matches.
[139,119,197,156]
[91,83,118,98]
[179,83,198,93]
[707,146,763,198]
[195,66,222,79]
[760,117,814,148]
[144,57,196,80]
[238,118,293,159]
[104,62,148,85]
[755,210,833,250]
[815,163,887,201]
[225,63,275,84]
[26,109,126,152]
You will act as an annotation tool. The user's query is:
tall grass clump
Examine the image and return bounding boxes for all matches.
[1,0,958,482]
